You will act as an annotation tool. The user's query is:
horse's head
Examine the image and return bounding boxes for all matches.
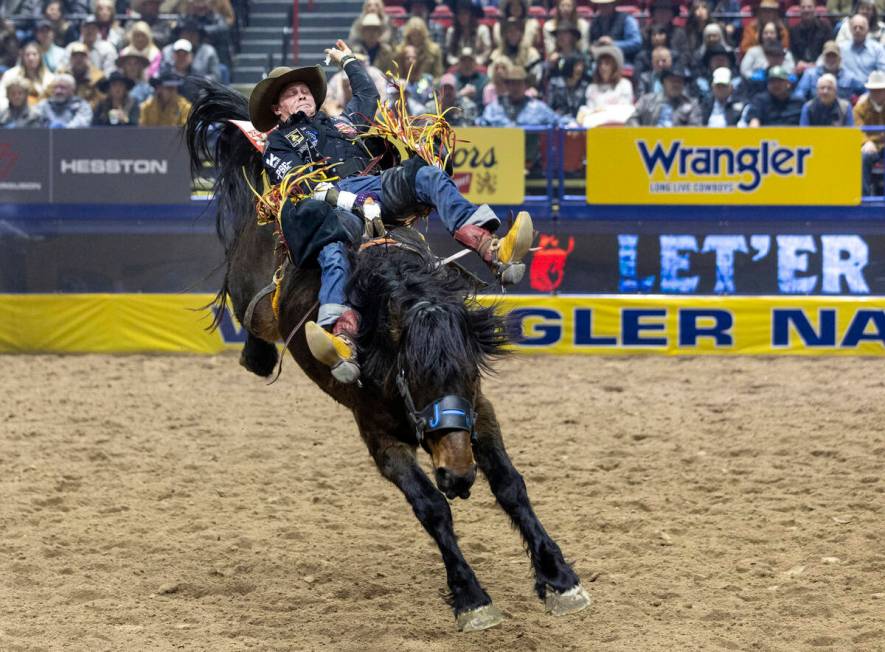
[393,299,507,499]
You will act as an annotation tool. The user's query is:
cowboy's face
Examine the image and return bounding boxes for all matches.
[273,81,316,121]
[870,87,885,104]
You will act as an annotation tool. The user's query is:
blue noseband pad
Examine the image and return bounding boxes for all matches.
[416,395,474,436]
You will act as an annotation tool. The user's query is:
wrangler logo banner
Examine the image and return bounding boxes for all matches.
[452,127,525,205]
[586,128,863,206]
[0,294,883,356]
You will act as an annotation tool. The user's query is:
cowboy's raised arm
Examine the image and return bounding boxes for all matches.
[325,39,379,131]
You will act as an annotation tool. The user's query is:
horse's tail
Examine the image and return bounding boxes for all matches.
[184,77,263,330]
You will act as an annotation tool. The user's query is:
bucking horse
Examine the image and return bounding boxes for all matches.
[185,80,590,632]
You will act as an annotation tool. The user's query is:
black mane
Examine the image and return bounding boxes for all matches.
[350,229,509,396]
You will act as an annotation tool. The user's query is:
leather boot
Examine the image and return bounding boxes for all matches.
[305,309,360,383]
[454,210,534,285]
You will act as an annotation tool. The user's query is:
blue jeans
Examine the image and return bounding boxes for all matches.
[318,166,499,326]
[862,149,881,197]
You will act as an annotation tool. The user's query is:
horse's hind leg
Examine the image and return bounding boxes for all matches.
[365,431,504,632]
[472,393,591,617]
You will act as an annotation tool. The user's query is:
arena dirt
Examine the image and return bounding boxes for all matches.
[1,353,883,651]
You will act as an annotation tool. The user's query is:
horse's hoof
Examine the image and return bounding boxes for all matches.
[456,604,505,632]
[545,584,591,616]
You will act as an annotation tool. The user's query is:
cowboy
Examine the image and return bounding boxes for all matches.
[249,39,533,383]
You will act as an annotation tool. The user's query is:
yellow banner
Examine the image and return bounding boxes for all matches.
[0,294,882,356]
[586,127,863,206]
[452,127,525,205]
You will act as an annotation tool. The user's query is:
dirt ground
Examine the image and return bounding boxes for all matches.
[1,353,884,651]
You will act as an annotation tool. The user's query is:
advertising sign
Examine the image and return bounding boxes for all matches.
[53,128,191,204]
[452,127,525,205]
[586,127,863,205]
[0,130,50,203]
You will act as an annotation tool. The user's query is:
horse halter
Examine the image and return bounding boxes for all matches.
[395,370,476,446]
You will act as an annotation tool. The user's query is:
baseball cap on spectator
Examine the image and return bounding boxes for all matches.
[712,67,732,85]
[69,42,89,55]
[81,14,99,26]
[361,12,382,27]
[865,70,885,89]
[173,38,193,53]
[661,67,690,81]
[150,71,184,88]
[767,65,790,81]
[97,70,135,93]
[821,40,840,58]
[36,19,53,31]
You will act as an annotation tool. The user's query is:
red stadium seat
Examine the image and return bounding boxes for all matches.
[528,5,548,18]
[431,4,453,28]
[785,5,801,26]
[484,6,500,18]
[616,5,641,16]
[385,5,406,16]
[576,5,593,19]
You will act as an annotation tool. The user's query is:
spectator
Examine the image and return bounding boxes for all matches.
[629,68,702,126]
[437,72,478,125]
[67,15,117,75]
[634,25,670,80]
[210,0,236,29]
[128,0,174,48]
[741,65,803,125]
[789,0,831,75]
[402,0,444,46]
[395,17,444,78]
[800,72,854,125]
[393,43,435,111]
[478,63,561,126]
[589,0,641,62]
[493,0,542,52]
[163,19,220,81]
[740,0,789,56]
[644,0,690,68]
[490,18,542,85]
[126,21,163,78]
[349,0,394,46]
[840,15,885,90]
[445,0,491,67]
[181,0,231,68]
[700,67,744,125]
[836,0,885,44]
[546,21,587,70]
[712,0,742,45]
[161,39,200,101]
[576,44,634,126]
[0,76,41,126]
[61,42,103,107]
[741,22,795,80]
[35,73,92,126]
[0,41,53,107]
[454,47,487,106]
[543,0,591,55]
[41,0,77,47]
[855,70,885,194]
[689,18,727,76]
[693,42,742,98]
[351,13,395,73]
[637,45,672,96]
[547,54,589,119]
[684,0,714,55]
[94,0,126,50]
[0,20,18,71]
[92,70,140,125]
[117,47,153,104]
[139,71,190,126]
[826,0,852,14]
[1,0,40,19]
[35,20,65,72]
[483,59,509,106]
[793,40,861,101]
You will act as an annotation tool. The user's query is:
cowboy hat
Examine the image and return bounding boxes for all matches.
[591,44,624,70]
[865,70,885,89]
[116,46,151,67]
[97,70,135,93]
[249,65,326,131]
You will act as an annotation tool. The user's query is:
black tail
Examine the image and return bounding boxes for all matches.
[185,77,264,330]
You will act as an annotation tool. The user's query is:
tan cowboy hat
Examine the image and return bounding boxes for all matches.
[249,65,327,132]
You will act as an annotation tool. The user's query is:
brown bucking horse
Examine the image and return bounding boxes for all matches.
[185,80,590,631]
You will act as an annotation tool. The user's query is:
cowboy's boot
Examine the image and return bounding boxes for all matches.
[304,309,360,384]
[453,209,534,285]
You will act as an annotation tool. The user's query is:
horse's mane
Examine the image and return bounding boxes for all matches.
[184,77,264,328]
[350,229,509,396]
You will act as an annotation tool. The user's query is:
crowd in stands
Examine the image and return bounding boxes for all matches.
[0,0,235,126]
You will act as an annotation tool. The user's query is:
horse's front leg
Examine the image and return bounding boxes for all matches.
[473,393,591,616]
[366,433,504,631]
